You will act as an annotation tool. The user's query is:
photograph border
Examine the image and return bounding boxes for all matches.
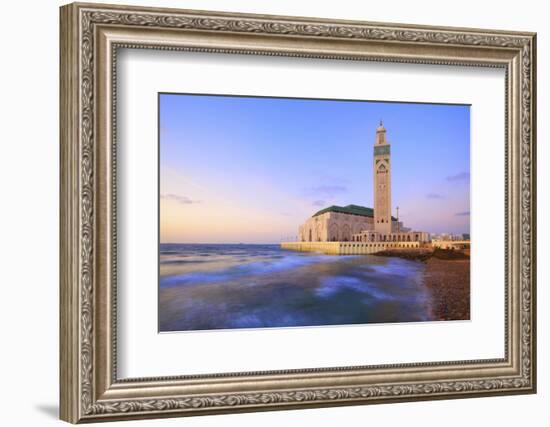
[60,2,536,423]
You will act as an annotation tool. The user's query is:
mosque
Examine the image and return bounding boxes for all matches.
[296,122,430,245]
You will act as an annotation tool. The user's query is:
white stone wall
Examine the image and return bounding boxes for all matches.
[282,241,420,255]
[298,212,374,242]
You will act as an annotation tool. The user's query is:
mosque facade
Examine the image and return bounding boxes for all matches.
[297,122,430,244]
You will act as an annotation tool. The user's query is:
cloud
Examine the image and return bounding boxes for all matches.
[455,211,470,216]
[161,194,201,204]
[426,193,445,199]
[446,172,470,182]
[305,185,347,198]
[312,200,326,207]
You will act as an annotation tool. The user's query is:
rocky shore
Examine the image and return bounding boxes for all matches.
[374,248,470,321]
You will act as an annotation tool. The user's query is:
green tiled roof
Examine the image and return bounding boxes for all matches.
[312,204,397,221]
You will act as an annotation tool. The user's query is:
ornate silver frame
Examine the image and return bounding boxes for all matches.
[60,2,537,423]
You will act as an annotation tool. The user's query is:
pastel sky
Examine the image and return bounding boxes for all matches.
[160,93,470,243]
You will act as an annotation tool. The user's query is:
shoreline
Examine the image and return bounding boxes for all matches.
[374,248,470,321]
[373,247,469,262]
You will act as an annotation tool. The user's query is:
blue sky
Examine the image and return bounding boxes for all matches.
[160,93,470,243]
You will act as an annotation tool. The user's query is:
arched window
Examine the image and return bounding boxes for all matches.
[329,223,339,242]
[341,224,351,242]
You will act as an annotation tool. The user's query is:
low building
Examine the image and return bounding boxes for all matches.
[432,240,470,250]
[353,229,430,243]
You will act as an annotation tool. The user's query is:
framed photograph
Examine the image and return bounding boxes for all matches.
[60,2,537,423]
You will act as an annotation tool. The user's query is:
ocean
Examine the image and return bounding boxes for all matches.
[159,243,435,332]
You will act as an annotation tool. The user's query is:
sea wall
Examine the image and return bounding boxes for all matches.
[280,241,419,255]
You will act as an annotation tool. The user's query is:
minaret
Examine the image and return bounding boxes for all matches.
[373,121,392,234]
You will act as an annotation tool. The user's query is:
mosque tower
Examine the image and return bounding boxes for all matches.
[373,121,392,234]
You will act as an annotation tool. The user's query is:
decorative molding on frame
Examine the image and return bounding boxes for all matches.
[60,2,536,423]
[86,377,531,416]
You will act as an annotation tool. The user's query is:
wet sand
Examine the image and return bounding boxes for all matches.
[374,248,470,320]
[424,258,470,320]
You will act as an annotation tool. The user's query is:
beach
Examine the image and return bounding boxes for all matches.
[374,248,470,320]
